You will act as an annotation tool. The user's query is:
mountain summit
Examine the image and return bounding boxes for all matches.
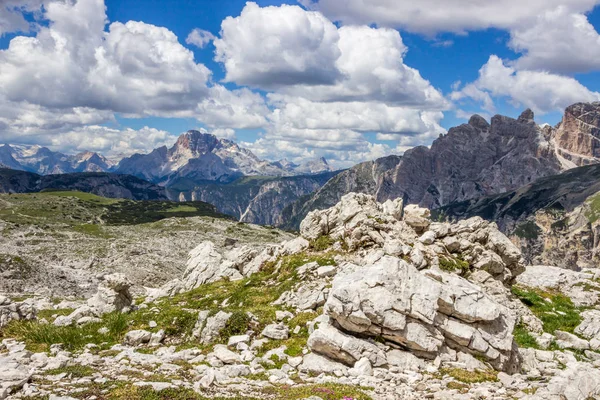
[116,130,333,185]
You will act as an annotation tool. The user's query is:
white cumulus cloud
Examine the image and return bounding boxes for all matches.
[451,55,600,115]
[214,2,342,89]
[301,0,600,35]
[185,28,215,48]
[510,6,600,74]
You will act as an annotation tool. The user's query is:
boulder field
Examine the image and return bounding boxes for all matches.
[1,193,600,400]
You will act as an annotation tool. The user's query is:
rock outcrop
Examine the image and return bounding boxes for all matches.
[301,193,524,284]
[86,273,133,316]
[49,274,133,326]
[165,237,309,295]
[0,296,36,328]
[312,256,519,372]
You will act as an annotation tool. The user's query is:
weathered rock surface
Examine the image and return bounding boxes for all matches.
[530,361,600,400]
[301,192,524,283]
[314,256,519,372]
[86,273,133,316]
[0,297,36,328]
[516,265,600,307]
[575,310,600,350]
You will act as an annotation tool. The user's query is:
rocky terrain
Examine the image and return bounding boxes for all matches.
[0,169,168,201]
[281,156,402,231]
[0,191,291,298]
[283,103,600,230]
[436,163,600,269]
[1,194,599,400]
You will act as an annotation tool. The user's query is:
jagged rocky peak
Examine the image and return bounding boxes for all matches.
[171,130,220,156]
[518,108,535,123]
[468,114,490,130]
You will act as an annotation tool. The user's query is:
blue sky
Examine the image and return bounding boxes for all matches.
[1,0,600,166]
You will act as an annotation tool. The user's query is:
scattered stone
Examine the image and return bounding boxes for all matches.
[212,345,240,365]
[124,330,152,346]
[262,324,289,340]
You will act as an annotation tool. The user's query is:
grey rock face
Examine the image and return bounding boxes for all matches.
[285,103,600,230]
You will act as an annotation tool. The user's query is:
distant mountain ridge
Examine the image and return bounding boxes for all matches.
[0,132,337,224]
[0,169,167,200]
[0,144,114,175]
[115,130,333,185]
[0,131,334,185]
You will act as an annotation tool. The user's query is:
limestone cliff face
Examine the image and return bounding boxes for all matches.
[550,102,600,167]
[169,172,339,226]
[284,103,600,230]
[435,163,600,269]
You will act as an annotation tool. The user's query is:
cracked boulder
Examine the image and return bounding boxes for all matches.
[315,256,520,372]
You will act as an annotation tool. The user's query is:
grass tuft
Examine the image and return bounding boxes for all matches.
[511,286,582,334]
[440,368,498,384]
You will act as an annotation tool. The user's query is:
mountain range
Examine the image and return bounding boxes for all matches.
[0,144,115,175]
[0,131,333,182]
[281,103,600,229]
[2,102,600,236]
[0,131,337,223]
[0,169,167,200]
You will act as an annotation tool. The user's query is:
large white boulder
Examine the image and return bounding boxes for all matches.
[315,256,519,372]
[179,242,243,292]
[86,273,133,316]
